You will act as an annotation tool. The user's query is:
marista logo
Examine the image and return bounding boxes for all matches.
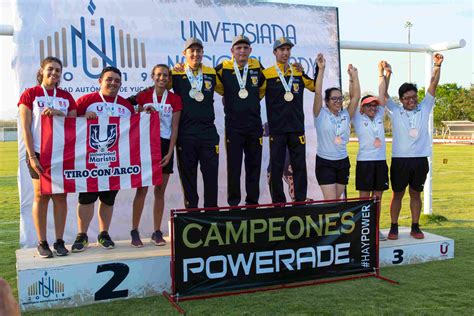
[38,0,147,80]
[88,123,118,166]
[26,271,67,304]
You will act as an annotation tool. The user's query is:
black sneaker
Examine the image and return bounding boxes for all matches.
[98,231,115,249]
[37,241,53,258]
[53,239,69,256]
[130,229,143,248]
[410,223,425,239]
[388,223,399,240]
[71,233,89,252]
[151,230,166,246]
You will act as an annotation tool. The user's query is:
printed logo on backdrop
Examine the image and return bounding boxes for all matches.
[25,272,70,305]
[37,0,148,94]
[440,242,449,256]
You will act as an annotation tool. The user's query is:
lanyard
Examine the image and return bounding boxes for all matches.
[185,64,203,91]
[233,59,249,90]
[99,91,118,116]
[152,89,168,112]
[402,107,420,129]
[41,85,56,108]
[364,115,380,138]
[275,64,293,93]
[327,108,344,137]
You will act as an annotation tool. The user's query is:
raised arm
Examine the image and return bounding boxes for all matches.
[378,60,392,104]
[313,53,325,117]
[427,53,443,97]
[347,64,360,119]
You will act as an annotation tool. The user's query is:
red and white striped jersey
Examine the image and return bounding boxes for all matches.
[18,86,77,152]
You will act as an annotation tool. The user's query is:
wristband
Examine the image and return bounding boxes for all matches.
[434,64,441,67]
[28,155,37,160]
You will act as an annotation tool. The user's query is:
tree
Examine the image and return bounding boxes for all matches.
[418,83,474,130]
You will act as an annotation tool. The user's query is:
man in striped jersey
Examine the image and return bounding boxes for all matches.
[71,66,135,252]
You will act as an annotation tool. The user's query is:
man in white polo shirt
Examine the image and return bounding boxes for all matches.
[384,53,444,240]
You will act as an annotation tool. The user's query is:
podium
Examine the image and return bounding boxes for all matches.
[16,229,454,312]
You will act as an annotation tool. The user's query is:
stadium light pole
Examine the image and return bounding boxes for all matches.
[405,21,413,82]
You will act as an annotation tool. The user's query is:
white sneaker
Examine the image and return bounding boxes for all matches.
[379,230,387,241]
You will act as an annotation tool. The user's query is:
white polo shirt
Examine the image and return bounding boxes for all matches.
[314,107,351,160]
[353,106,386,161]
[386,92,435,158]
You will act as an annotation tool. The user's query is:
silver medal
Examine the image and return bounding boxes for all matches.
[189,88,197,99]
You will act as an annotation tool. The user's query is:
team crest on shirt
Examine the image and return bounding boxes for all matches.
[292,83,300,93]
[204,80,213,91]
[251,75,259,86]
[117,107,126,115]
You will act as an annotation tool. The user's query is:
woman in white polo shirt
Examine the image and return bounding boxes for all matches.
[313,53,360,200]
[352,61,393,241]
[18,56,77,258]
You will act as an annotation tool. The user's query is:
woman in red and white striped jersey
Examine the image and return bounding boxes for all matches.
[18,56,77,258]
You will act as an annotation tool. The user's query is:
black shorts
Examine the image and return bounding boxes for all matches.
[25,152,40,179]
[161,138,174,174]
[316,155,350,185]
[390,157,429,192]
[356,160,389,191]
[78,190,119,206]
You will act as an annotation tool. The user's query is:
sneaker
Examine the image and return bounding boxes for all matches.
[71,233,89,252]
[410,223,425,239]
[98,231,115,249]
[37,241,53,258]
[130,229,143,248]
[379,230,387,241]
[151,230,166,246]
[53,239,69,256]
[387,223,399,240]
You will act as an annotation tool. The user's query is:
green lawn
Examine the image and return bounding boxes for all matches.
[0,142,473,315]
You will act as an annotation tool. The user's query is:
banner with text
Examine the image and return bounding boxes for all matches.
[40,113,162,194]
[14,0,340,246]
[173,200,377,296]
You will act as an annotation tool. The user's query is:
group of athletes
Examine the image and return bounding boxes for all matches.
[18,35,444,259]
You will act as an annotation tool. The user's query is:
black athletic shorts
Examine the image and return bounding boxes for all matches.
[161,138,174,174]
[25,152,40,179]
[78,190,119,206]
[356,160,389,192]
[316,155,350,185]
[390,157,429,192]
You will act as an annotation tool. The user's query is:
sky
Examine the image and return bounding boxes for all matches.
[0,0,472,120]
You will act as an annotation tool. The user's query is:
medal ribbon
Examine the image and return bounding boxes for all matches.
[364,115,380,138]
[185,64,203,92]
[327,108,343,137]
[41,85,57,109]
[233,59,249,90]
[275,64,294,94]
[99,91,118,116]
[152,89,168,113]
[402,107,420,131]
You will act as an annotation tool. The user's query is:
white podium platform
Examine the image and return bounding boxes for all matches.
[16,228,454,312]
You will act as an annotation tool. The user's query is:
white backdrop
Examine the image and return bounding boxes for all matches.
[13,0,341,247]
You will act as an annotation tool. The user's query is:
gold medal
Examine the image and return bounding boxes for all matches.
[335,136,342,145]
[194,91,205,102]
[284,91,294,102]
[409,128,418,138]
[238,88,248,99]
[374,138,382,148]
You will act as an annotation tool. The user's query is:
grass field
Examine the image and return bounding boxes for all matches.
[0,141,473,315]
